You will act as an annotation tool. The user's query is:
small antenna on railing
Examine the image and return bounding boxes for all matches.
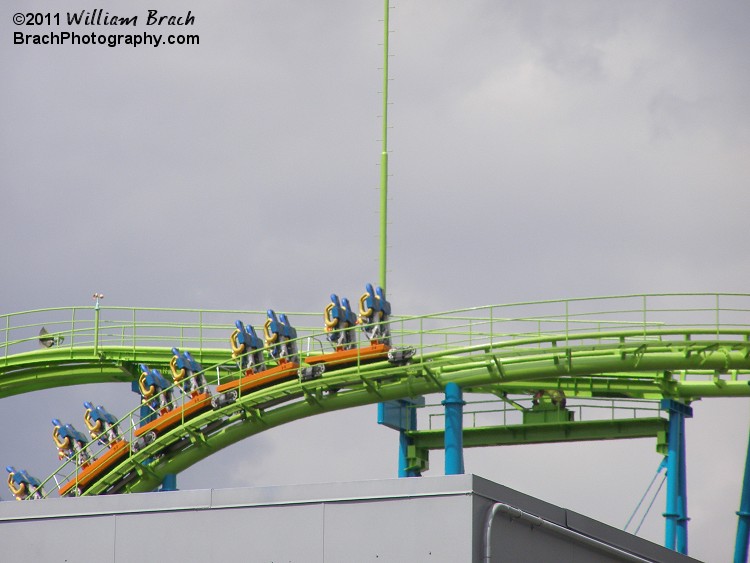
[92,293,104,355]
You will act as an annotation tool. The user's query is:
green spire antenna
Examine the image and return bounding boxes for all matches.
[379,0,390,293]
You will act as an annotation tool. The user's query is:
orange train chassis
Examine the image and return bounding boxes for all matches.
[304,343,390,370]
[58,439,129,497]
[135,393,212,438]
[216,362,299,395]
[131,393,212,453]
[211,362,299,410]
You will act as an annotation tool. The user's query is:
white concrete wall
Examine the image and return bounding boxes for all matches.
[0,475,695,563]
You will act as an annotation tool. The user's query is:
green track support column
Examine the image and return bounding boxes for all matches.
[398,431,415,478]
[734,422,750,563]
[661,399,692,554]
[443,382,465,475]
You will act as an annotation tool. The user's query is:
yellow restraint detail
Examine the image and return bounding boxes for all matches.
[9,478,24,499]
[138,372,153,400]
[83,408,96,432]
[324,303,338,329]
[264,319,277,345]
[52,426,68,450]
[88,421,102,441]
[359,293,373,320]
[170,356,185,383]
[7,473,20,496]
[230,328,244,357]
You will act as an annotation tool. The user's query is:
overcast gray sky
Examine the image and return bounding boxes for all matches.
[2,1,749,560]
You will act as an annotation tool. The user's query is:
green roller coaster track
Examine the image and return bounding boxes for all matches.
[2,293,750,498]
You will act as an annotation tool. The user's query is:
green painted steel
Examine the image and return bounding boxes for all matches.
[2,293,750,497]
[408,418,668,449]
[55,333,750,496]
[379,0,390,292]
[0,346,231,397]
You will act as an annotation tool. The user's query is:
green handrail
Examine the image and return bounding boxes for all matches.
[3,293,750,498]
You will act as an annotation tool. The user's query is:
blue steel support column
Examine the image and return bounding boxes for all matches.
[131,381,177,492]
[398,400,419,478]
[378,397,424,477]
[443,382,465,475]
[661,399,692,554]
[733,423,750,563]
[160,474,178,492]
[663,401,680,550]
[677,421,688,554]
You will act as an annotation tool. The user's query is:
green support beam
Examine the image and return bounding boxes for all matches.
[407,417,668,450]
[0,346,232,397]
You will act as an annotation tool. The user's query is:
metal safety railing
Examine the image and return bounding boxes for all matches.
[419,397,663,431]
[3,293,750,363]
[4,293,750,499]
